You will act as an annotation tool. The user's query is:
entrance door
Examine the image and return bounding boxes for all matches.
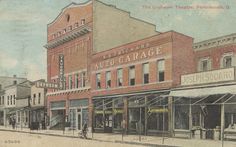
[104,113,112,133]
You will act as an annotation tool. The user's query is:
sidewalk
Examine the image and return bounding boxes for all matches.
[0,126,236,147]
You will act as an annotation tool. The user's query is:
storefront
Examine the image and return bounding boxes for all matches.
[93,91,170,135]
[30,107,46,130]
[171,85,236,140]
[50,101,66,129]
[69,99,89,131]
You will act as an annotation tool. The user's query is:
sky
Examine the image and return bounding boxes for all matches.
[0,0,236,81]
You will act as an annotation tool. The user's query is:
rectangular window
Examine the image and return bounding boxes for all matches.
[2,96,4,105]
[199,58,211,71]
[129,66,135,86]
[143,63,149,84]
[69,75,73,89]
[81,19,85,25]
[157,60,165,82]
[10,95,12,105]
[117,68,123,87]
[82,72,86,87]
[223,56,232,68]
[13,95,16,105]
[75,73,79,88]
[96,73,101,89]
[7,96,9,105]
[33,94,36,105]
[38,93,41,104]
[0,97,1,105]
[63,76,66,90]
[106,71,111,88]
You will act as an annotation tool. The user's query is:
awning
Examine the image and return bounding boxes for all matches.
[170,84,236,97]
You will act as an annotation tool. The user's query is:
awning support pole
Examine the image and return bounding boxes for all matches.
[221,104,225,147]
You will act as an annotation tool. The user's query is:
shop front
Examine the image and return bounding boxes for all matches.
[69,99,89,131]
[93,91,170,135]
[50,101,66,130]
[30,107,46,130]
[171,86,236,140]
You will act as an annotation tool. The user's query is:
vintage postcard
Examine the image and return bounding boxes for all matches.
[0,0,236,147]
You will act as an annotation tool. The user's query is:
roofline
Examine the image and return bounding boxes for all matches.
[0,76,26,79]
[92,30,192,55]
[47,0,92,27]
[95,0,158,28]
[194,33,236,45]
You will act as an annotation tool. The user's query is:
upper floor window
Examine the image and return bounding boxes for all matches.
[57,31,61,36]
[96,73,101,89]
[38,93,41,104]
[13,95,15,105]
[13,80,17,85]
[0,84,2,90]
[10,95,12,105]
[157,60,165,82]
[82,72,86,88]
[223,55,233,68]
[2,96,4,105]
[68,25,72,31]
[106,71,111,88]
[7,96,9,105]
[129,66,135,86]
[75,22,79,28]
[33,94,36,105]
[75,73,79,88]
[198,58,211,72]
[0,97,1,105]
[63,29,66,34]
[117,68,123,87]
[143,63,149,84]
[81,19,85,25]
[68,75,73,89]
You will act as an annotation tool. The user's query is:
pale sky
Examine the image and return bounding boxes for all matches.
[0,0,236,81]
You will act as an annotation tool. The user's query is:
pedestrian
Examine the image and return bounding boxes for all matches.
[82,121,88,139]
[11,118,16,129]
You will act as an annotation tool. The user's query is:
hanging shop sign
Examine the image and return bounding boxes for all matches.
[181,68,235,86]
[148,108,168,113]
[113,109,123,114]
[95,110,103,114]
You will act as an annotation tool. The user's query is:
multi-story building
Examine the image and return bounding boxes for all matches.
[0,75,27,126]
[3,80,31,128]
[170,33,236,140]
[29,80,47,130]
[45,0,236,141]
[45,0,158,130]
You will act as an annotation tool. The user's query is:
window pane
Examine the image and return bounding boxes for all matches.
[117,69,123,87]
[143,63,149,84]
[158,60,165,82]
[158,60,165,71]
[129,66,135,86]
[224,56,232,68]
[106,71,111,88]
[96,73,101,89]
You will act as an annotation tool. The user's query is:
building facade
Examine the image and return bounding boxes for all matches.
[45,0,236,141]
[30,80,47,130]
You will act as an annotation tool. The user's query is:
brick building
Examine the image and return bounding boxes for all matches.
[45,0,159,130]
[45,0,236,141]
[91,31,194,134]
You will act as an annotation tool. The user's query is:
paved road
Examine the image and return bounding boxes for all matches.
[0,131,142,147]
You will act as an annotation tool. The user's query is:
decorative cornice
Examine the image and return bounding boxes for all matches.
[193,33,236,51]
[45,25,91,49]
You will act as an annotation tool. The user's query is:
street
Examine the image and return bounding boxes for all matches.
[0,131,142,147]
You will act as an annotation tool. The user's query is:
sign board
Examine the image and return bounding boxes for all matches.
[181,68,235,86]
[35,81,60,89]
[148,108,168,113]
[59,54,64,89]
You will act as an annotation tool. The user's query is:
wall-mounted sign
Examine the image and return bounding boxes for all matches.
[59,54,64,89]
[181,68,235,86]
[95,110,103,114]
[35,81,60,89]
[94,46,162,70]
[113,109,123,114]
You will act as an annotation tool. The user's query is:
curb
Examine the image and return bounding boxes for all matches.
[0,129,178,147]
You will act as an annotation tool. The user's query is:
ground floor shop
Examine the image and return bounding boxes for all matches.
[49,99,89,130]
[30,107,46,130]
[92,91,171,135]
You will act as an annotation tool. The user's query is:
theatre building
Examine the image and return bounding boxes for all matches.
[170,33,236,140]
[45,2,92,130]
[91,31,195,135]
